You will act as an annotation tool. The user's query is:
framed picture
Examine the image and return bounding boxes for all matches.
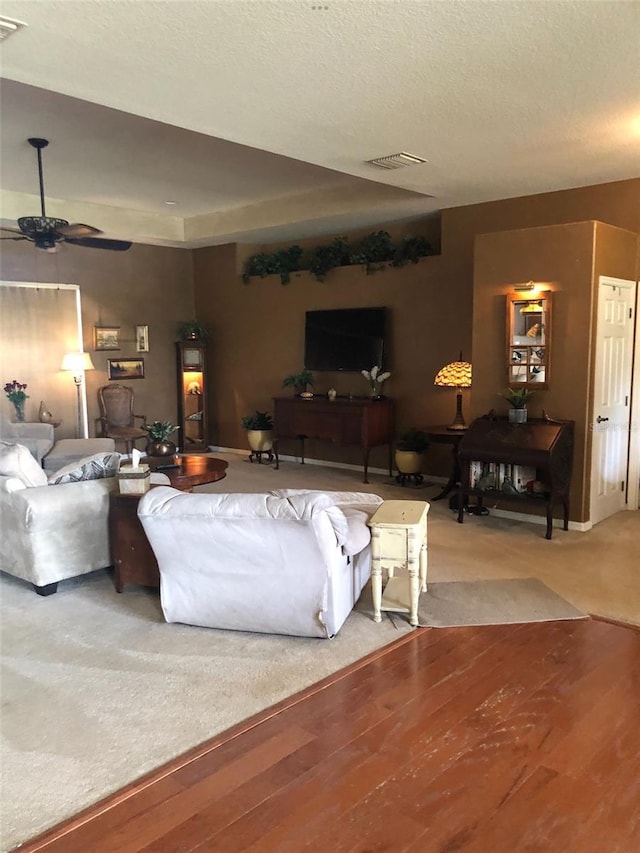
[94,326,121,351]
[107,358,145,380]
[136,325,149,353]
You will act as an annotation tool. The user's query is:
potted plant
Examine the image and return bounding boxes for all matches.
[500,388,535,423]
[395,428,429,483]
[177,320,208,341]
[241,410,274,454]
[282,370,314,397]
[144,420,180,457]
[361,365,391,399]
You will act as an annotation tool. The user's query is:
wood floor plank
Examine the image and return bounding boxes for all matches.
[17,619,640,853]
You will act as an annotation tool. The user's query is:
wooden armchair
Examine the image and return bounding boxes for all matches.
[96,384,147,456]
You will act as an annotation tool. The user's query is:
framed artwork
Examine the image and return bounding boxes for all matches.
[94,326,121,351]
[107,358,145,380]
[136,325,149,353]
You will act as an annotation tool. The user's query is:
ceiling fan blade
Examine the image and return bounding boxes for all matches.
[64,236,132,252]
[0,236,28,241]
[57,223,103,238]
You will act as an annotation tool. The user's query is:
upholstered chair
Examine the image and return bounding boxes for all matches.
[97,384,147,456]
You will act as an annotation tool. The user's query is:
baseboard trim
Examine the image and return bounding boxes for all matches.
[489,507,592,533]
[208,445,446,483]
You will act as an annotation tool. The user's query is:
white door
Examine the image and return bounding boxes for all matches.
[589,277,636,525]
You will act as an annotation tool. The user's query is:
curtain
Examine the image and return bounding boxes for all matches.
[0,283,82,438]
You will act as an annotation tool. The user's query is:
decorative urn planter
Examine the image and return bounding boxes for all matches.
[395,450,423,476]
[246,429,273,453]
[146,439,177,457]
[508,407,528,424]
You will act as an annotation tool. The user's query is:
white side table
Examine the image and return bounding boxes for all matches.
[368,500,429,627]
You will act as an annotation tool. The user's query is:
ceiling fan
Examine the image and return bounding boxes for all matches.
[0,138,132,252]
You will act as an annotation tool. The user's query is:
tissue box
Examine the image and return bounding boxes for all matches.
[117,464,150,494]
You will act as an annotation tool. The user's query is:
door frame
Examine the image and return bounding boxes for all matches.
[628,277,640,510]
[591,276,638,518]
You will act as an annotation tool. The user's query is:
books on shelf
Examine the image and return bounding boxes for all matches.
[469,461,537,494]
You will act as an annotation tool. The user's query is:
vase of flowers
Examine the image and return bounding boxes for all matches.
[361,365,391,399]
[144,420,180,457]
[4,379,29,422]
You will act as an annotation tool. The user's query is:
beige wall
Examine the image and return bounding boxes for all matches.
[0,243,194,444]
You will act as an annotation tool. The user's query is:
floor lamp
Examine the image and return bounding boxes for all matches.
[61,352,95,438]
[434,355,473,430]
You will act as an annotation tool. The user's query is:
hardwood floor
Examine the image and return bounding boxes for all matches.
[19,619,640,853]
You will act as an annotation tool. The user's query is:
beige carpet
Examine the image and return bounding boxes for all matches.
[0,569,413,851]
[1,450,638,850]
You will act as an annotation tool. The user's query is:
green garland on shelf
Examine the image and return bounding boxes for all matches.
[242,231,434,284]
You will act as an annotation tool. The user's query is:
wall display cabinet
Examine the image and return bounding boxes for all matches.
[176,341,208,452]
[457,416,574,539]
[506,290,551,388]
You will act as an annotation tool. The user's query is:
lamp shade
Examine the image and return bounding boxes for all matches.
[61,352,95,374]
[434,360,472,388]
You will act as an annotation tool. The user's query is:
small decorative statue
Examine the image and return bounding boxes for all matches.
[38,401,53,423]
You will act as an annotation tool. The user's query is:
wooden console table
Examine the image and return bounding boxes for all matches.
[457,417,574,539]
[273,396,394,483]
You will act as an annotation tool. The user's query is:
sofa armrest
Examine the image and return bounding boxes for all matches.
[0,474,27,494]
[3,477,117,531]
[10,422,55,442]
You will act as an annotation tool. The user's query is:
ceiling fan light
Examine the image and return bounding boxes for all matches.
[34,234,59,251]
[18,216,69,235]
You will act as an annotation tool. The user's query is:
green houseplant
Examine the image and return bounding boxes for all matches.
[282,370,314,396]
[144,420,180,457]
[177,320,208,341]
[500,388,535,423]
[241,410,274,431]
[241,410,274,455]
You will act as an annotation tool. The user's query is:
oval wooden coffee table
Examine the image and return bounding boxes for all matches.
[144,454,228,490]
[110,455,228,592]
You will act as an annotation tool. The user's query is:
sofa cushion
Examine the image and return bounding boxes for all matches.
[0,441,48,487]
[48,451,121,485]
[340,506,374,556]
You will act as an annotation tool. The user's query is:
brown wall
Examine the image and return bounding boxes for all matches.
[473,220,638,522]
[0,243,194,442]
[194,178,640,479]
[1,177,638,485]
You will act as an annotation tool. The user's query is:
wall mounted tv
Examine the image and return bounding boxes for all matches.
[304,307,388,372]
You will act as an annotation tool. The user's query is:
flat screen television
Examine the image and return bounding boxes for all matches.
[304,307,388,372]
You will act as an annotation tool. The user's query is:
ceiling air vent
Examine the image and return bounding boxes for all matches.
[0,16,27,41]
[366,152,428,170]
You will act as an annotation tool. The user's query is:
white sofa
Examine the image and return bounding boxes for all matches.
[138,487,383,638]
[0,442,119,594]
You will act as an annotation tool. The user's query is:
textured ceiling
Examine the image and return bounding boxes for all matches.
[0,0,639,248]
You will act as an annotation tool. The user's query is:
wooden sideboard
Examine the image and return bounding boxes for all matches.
[457,416,574,539]
[273,396,394,483]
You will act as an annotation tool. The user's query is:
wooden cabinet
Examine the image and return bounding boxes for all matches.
[176,341,208,452]
[457,416,574,539]
[273,396,394,483]
[109,492,160,592]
